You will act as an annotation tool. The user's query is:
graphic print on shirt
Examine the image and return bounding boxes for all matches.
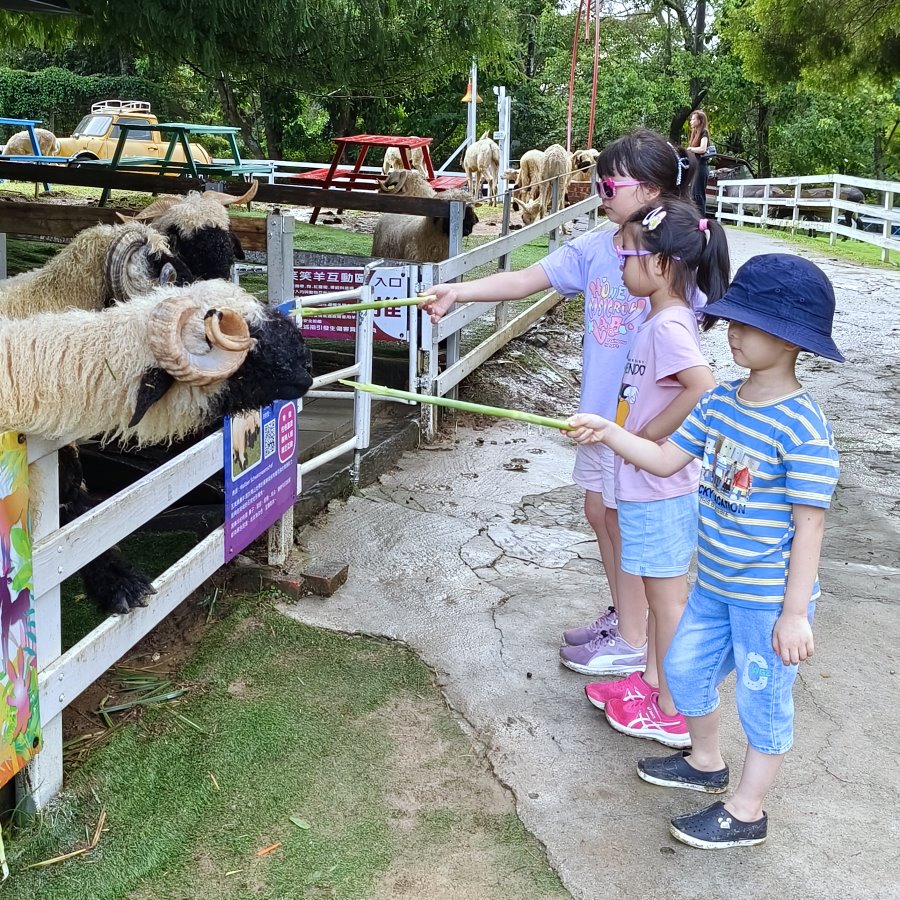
[615,353,645,427]
[699,434,760,518]
[585,276,646,349]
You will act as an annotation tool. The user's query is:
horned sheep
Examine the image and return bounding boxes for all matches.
[0,222,192,319]
[118,181,258,281]
[568,148,599,186]
[1,127,59,157]
[372,169,478,263]
[463,132,500,203]
[0,280,312,448]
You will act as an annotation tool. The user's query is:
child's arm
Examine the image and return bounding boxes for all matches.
[567,414,695,477]
[420,265,551,323]
[772,505,826,665]
[636,366,716,443]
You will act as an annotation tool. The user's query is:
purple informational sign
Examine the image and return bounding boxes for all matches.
[223,400,298,563]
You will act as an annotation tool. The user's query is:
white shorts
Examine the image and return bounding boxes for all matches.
[573,443,617,509]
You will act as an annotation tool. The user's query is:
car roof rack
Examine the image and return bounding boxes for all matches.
[91,100,152,114]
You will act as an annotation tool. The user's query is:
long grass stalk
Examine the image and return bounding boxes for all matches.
[291,297,433,318]
[340,380,573,431]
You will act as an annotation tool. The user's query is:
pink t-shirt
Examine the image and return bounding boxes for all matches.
[614,305,710,502]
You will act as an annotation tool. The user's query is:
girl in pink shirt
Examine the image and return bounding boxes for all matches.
[592,199,730,749]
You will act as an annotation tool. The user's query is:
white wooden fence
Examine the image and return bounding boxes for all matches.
[716,173,900,264]
[14,184,601,808]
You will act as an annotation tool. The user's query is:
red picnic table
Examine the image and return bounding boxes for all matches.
[292,134,467,223]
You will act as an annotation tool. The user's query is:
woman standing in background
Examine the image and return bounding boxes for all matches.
[687,110,711,214]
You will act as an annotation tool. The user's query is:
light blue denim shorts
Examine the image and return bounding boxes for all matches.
[664,586,816,754]
[617,493,698,578]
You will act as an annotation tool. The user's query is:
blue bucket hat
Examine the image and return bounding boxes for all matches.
[703,254,844,362]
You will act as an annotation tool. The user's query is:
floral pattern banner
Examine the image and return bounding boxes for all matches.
[0,432,41,787]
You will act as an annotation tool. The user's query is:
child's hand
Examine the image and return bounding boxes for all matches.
[564,414,612,444]
[772,612,814,665]
[419,286,458,323]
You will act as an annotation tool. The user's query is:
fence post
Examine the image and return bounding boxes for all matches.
[17,447,62,812]
[737,184,746,227]
[266,210,295,565]
[495,189,512,332]
[762,184,770,224]
[267,209,294,305]
[791,181,801,235]
[445,201,464,400]
[830,179,840,246]
[883,189,894,264]
[548,180,560,254]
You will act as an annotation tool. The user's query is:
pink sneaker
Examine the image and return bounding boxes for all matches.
[563,606,617,646]
[605,691,691,749]
[584,671,651,711]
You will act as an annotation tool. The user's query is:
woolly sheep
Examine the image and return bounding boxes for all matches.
[0,280,312,448]
[118,181,258,281]
[506,149,545,202]
[1,128,60,157]
[541,144,573,235]
[0,223,192,319]
[372,170,478,263]
[1,281,312,613]
[382,146,428,178]
[463,132,500,203]
[231,408,262,472]
[569,148,599,185]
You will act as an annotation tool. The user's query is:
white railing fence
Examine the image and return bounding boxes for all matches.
[717,173,900,263]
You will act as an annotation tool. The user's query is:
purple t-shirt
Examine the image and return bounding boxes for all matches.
[614,305,710,502]
[539,230,648,419]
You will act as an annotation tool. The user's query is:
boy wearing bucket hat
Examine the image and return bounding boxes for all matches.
[566,253,842,849]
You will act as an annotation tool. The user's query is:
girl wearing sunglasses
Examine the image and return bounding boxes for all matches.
[587,198,728,746]
[420,129,696,690]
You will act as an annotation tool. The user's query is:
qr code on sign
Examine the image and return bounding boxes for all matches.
[263,419,276,458]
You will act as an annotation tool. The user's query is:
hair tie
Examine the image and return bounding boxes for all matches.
[666,142,691,186]
[698,218,709,231]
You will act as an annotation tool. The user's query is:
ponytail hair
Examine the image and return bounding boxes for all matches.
[623,199,731,331]
[597,129,696,201]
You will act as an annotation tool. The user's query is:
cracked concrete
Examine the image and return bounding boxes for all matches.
[279,229,900,899]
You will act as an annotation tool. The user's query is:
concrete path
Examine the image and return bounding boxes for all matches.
[280,229,900,899]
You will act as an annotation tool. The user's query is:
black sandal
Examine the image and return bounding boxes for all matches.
[670,801,767,849]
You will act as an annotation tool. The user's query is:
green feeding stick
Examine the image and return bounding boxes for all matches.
[340,380,573,431]
[292,296,435,318]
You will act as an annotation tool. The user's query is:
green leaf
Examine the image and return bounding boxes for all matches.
[289,816,311,830]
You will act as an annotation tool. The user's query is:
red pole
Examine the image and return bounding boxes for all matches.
[566,0,585,153]
[584,0,591,42]
[587,2,601,149]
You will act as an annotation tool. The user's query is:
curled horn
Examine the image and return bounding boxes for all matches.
[148,295,256,386]
[106,227,154,300]
[380,169,409,194]
[203,179,259,207]
[116,195,183,224]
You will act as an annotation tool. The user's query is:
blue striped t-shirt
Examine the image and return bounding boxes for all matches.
[670,380,839,606]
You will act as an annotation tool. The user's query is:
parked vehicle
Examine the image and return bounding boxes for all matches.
[57,100,212,166]
[704,154,757,214]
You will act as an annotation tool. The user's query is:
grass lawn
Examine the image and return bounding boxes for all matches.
[7,584,567,900]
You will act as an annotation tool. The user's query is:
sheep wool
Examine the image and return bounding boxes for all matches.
[0,281,298,447]
[0,223,178,319]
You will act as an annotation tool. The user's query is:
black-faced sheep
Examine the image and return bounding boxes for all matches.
[382,146,428,178]
[372,170,478,263]
[463,132,500,203]
[0,223,193,318]
[118,180,258,281]
[2,282,313,614]
[1,128,60,157]
[568,148,598,187]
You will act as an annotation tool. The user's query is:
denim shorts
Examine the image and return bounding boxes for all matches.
[664,586,816,754]
[617,493,698,577]
[573,443,617,509]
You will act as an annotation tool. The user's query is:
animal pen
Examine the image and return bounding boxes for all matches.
[0,161,603,809]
